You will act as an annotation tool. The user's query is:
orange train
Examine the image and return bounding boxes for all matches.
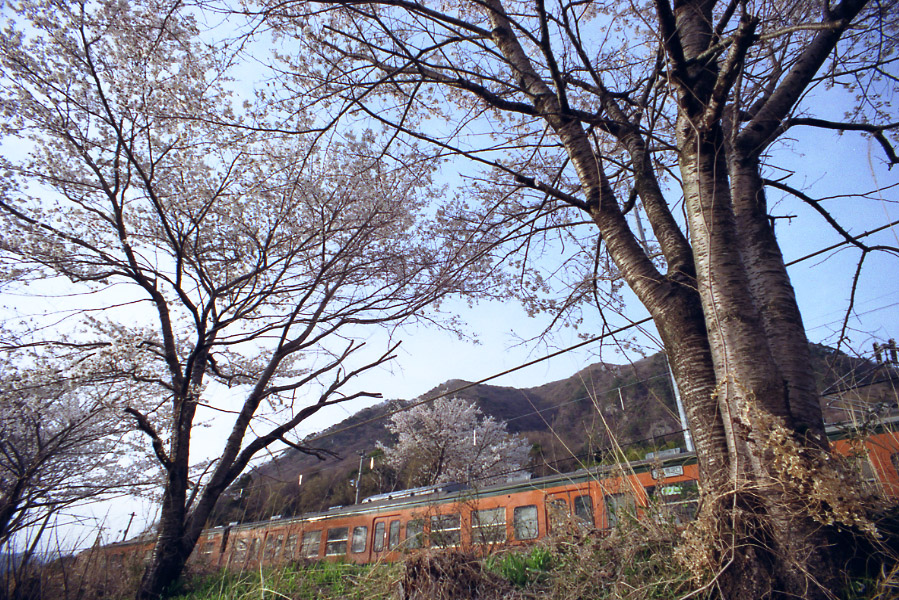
[101,424,899,570]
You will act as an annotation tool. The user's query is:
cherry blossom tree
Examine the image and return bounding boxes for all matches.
[0,345,150,558]
[251,0,899,595]
[379,397,530,487]
[0,1,493,597]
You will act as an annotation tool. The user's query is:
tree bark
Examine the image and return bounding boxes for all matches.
[137,453,192,599]
[246,0,887,594]
[728,154,827,446]
[676,121,840,599]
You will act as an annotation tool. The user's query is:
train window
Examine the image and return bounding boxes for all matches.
[373,522,386,552]
[546,497,568,531]
[326,527,349,556]
[430,514,461,547]
[351,526,368,553]
[859,457,877,482]
[472,507,506,544]
[284,534,298,558]
[891,452,899,476]
[604,493,637,528]
[645,480,699,524]
[263,534,283,561]
[248,538,260,560]
[301,530,321,558]
[388,520,401,549]
[574,495,594,526]
[513,505,539,540]
[231,538,249,563]
[406,519,425,549]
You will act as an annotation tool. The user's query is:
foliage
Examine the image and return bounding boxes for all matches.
[546,530,702,600]
[378,397,531,487]
[167,562,382,600]
[844,563,899,600]
[0,0,896,595]
[253,0,899,594]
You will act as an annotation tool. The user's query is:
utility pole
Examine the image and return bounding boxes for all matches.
[121,512,136,542]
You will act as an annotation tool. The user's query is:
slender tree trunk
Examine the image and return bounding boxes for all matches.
[137,469,192,599]
[728,153,827,446]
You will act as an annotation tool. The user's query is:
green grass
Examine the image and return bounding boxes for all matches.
[484,546,553,587]
[168,561,379,600]
[163,536,898,600]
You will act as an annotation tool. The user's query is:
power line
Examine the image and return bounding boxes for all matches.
[254,371,676,483]
[292,219,899,448]
[297,317,653,446]
[240,324,899,503]
[229,222,899,500]
[504,373,670,425]
[784,219,899,266]
[233,366,682,503]
[235,426,694,508]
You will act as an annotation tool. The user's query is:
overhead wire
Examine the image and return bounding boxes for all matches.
[237,427,694,512]
[290,219,899,448]
[249,305,898,495]
[297,317,652,446]
[783,218,899,266]
[231,220,899,498]
[249,370,676,487]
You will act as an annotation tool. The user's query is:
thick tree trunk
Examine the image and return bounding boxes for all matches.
[137,470,193,600]
[675,118,840,598]
[648,1,846,592]
[0,477,26,546]
[137,534,194,600]
[137,469,237,599]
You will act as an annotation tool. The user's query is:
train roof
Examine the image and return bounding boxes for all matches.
[221,449,699,534]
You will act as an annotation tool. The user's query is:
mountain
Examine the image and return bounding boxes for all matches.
[210,344,898,524]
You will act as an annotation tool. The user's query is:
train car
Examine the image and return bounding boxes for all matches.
[182,450,701,569]
[829,420,899,496]
[100,425,899,572]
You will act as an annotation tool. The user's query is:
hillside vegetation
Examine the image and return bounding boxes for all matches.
[213,344,896,525]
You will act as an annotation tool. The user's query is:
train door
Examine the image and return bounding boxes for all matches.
[546,486,594,532]
[371,515,401,561]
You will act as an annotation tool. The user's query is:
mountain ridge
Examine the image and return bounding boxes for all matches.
[210,343,896,523]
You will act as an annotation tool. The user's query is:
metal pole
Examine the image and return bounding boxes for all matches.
[667,358,694,452]
[354,452,365,505]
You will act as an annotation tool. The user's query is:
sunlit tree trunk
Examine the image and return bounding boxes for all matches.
[677,120,838,597]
